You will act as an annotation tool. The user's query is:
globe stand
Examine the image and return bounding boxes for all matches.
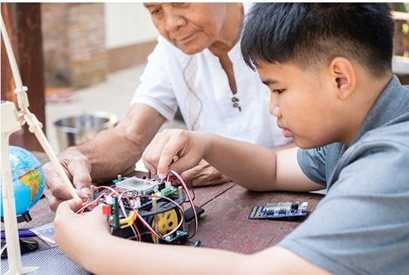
[1,14,80,275]
[15,211,32,223]
[1,101,39,274]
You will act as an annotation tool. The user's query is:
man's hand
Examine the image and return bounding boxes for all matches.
[43,149,92,211]
[142,129,210,179]
[181,159,231,187]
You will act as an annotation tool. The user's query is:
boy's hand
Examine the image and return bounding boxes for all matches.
[142,129,209,179]
[181,160,231,187]
[54,199,110,266]
[43,149,92,211]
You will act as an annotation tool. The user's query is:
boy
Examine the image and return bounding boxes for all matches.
[55,3,409,274]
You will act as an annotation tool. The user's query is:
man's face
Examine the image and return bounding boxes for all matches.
[144,3,226,54]
[257,61,342,149]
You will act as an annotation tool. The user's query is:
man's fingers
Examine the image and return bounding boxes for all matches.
[67,159,92,190]
[180,165,201,182]
[73,178,91,200]
[46,178,76,201]
[43,162,67,190]
[44,160,79,200]
[186,163,231,187]
[80,187,91,197]
[45,184,85,212]
[72,173,92,191]
[191,174,230,187]
[44,187,63,212]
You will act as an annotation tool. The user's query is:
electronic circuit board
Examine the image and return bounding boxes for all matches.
[248,202,308,220]
[80,172,201,244]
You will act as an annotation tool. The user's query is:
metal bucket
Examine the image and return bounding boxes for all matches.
[54,112,117,150]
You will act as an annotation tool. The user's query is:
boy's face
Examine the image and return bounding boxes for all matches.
[257,61,342,149]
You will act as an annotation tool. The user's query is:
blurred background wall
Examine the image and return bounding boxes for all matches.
[40,3,409,91]
[41,3,158,89]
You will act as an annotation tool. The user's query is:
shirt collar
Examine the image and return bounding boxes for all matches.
[351,75,409,145]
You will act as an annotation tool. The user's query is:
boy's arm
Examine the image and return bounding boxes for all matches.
[204,135,322,191]
[55,200,329,275]
[85,233,329,275]
[143,130,323,192]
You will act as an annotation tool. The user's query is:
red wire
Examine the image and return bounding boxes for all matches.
[168,170,198,237]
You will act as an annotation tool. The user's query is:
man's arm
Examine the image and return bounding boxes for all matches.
[143,130,323,192]
[44,103,165,210]
[77,103,166,182]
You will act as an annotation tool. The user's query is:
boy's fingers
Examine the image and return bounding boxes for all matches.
[142,132,171,177]
[169,155,200,179]
[90,204,105,217]
[157,137,187,178]
[142,158,157,176]
[56,198,82,215]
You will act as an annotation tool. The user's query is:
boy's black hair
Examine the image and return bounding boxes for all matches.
[241,3,394,77]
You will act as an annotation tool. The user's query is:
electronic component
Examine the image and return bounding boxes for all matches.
[184,205,205,223]
[1,238,39,259]
[248,202,308,220]
[78,171,201,245]
[114,177,158,194]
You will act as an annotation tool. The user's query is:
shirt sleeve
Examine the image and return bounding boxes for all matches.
[130,37,178,121]
[281,141,409,274]
[297,147,327,185]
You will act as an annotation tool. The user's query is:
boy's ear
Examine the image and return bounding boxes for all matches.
[328,57,356,100]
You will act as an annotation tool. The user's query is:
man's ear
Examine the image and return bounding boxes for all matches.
[328,57,356,100]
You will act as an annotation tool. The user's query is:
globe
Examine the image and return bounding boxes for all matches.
[0,146,45,217]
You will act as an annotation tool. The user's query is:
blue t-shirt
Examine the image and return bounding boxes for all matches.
[279,75,409,274]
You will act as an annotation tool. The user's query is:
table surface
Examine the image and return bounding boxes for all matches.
[188,183,322,254]
[9,152,323,254]
[18,180,323,254]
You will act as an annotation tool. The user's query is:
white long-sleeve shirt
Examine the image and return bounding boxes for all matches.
[131,14,290,148]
